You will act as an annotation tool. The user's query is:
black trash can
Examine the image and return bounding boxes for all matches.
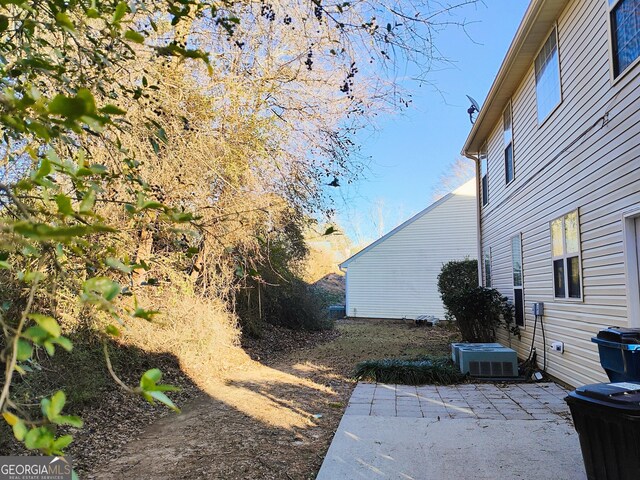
[592,327,640,382]
[566,382,640,480]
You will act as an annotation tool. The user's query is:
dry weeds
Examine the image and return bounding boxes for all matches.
[121,294,250,379]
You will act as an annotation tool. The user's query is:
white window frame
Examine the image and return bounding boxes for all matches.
[607,0,640,83]
[503,101,514,185]
[622,207,640,327]
[511,234,525,327]
[480,145,488,207]
[550,209,583,301]
[483,247,492,288]
[534,25,562,125]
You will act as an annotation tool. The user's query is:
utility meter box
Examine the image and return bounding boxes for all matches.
[532,302,544,316]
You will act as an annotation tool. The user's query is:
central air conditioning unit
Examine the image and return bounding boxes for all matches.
[458,346,518,378]
[451,343,503,366]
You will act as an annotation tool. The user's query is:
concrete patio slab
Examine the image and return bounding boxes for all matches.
[317,382,586,480]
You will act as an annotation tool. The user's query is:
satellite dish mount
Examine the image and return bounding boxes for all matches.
[466,95,480,124]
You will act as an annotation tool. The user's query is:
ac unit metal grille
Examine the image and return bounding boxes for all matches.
[462,349,518,378]
[468,361,506,376]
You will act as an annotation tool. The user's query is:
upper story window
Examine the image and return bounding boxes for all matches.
[609,0,640,78]
[551,210,582,299]
[503,103,514,185]
[535,27,561,123]
[480,146,488,206]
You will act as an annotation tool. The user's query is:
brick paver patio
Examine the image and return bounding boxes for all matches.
[345,382,571,421]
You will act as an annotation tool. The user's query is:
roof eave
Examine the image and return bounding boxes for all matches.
[462,0,571,155]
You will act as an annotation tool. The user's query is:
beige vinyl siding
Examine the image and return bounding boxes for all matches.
[479,0,640,387]
[344,183,477,320]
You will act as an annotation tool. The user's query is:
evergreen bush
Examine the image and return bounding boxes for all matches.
[354,356,466,385]
[438,260,520,342]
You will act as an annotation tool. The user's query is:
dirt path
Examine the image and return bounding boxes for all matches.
[89,319,459,479]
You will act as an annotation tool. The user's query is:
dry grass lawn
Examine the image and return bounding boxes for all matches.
[287,318,459,376]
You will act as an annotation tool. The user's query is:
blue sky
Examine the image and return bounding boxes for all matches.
[334,0,529,245]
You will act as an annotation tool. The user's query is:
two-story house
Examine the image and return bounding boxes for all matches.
[462,0,640,387]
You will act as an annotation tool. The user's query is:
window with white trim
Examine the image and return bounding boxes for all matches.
[511,234,524,326]
[480,146,488,206]
[609,0,640,78]
[535,27,561,123]
[551,210,582,299]
[483,248,492,288]
[504,103,514,184]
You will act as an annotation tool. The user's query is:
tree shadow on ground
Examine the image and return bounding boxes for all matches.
[89,353,353,480]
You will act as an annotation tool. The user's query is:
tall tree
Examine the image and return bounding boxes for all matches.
[0,0,477,457]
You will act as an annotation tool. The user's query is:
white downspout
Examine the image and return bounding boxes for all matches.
[339,264,349,316]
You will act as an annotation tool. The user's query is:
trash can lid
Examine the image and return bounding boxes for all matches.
[596,327,640,344]
[569,382,640,409]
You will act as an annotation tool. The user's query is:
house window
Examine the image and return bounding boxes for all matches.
[535,27,561,123]
[480,147,488,206]
[551,210,582,299]
[504,103,514,184]
[609,0,640,77]
[484,248,492,288]
[511,234,524,326]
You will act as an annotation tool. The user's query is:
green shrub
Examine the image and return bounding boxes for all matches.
[438,260,519,342]
[449,287,517,342]
[437,259,479,319]
[354,356,466,385]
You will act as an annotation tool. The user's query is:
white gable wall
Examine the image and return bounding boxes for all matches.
[344,182,477,319]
